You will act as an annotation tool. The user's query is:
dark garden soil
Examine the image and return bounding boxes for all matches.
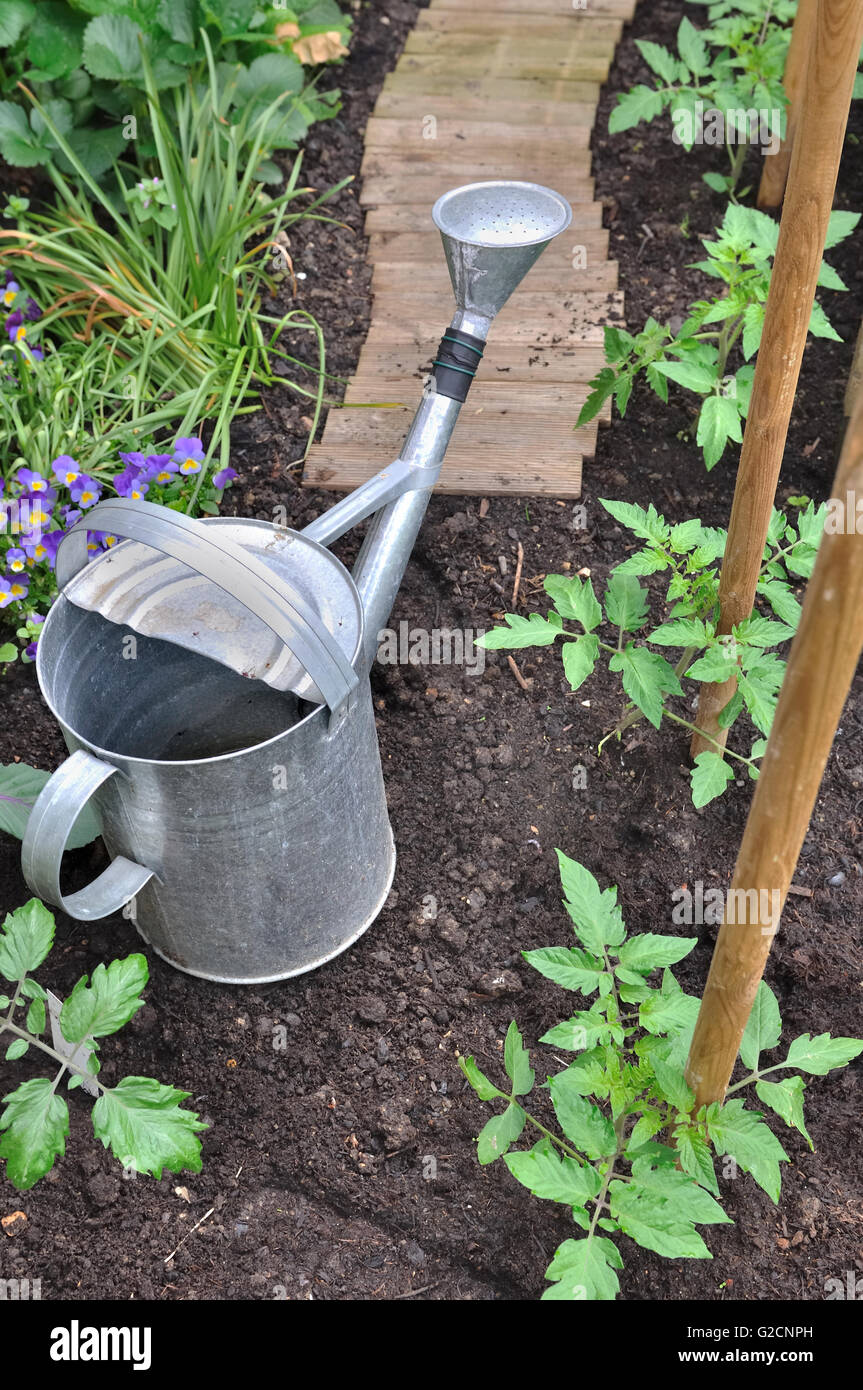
[1,0,861,1304]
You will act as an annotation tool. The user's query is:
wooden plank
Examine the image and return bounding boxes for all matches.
[316,402,598,453]
[430,0,636,15]
[303,437,587,497]
[360,148,593,179]
[342,376,612,424]
[367,227,610,264]
[395,53,611,81]
[404,32,617,59]
[364,200,604,232]
[382,73,600,104]
[414,10,623,40]
[369,290,622,341]
[360,173,595,206]
[371,259,619,295]
[351,342,609,382]
[363,117,592,150]
[373,91,596,126]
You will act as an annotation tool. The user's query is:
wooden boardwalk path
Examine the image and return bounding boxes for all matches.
[303,0,636,499]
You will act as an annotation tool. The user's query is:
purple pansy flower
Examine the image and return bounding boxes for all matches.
[22,613,44,661]
[62,506,82,529]
[5,547,27,573]
[3,281,19,308]
[0,573,29,608]
[18,498,53,535]
[52,455,81,486]
[147,455,179,485]
[20,531,44,561]
[70,474,102,509]
[173,436,205,475]
[40,531,64,568]
[118,451,149,470]
[16,467,50,494]
[213,466,239,490]
[87,531,119,556]
[6,311,25,343]
[24,297,41,322]
[20,526,52,562]
[114,466,142,498]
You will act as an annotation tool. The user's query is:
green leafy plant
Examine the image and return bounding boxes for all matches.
[478,496,826,806]
[0,614,43,668]
[578,205,858,469]
[1,48,345,501]
[0,0,351,180]
[0,898,207,1190]
[0,763,100,842]
[610,3,796,198]
[460,853,862,1300]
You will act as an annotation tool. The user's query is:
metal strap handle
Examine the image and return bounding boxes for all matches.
[21,750,155,920]
[56,500,359,723]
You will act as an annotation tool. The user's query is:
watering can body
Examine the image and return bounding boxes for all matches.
[25,514,395,983]
[21,180,573,983]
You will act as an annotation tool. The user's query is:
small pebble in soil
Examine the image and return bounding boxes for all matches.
[378,1101,417,1150]
[356,995,387,1024]
[437,914,467,950]
[476,969,522,997]
[827,871,846,887]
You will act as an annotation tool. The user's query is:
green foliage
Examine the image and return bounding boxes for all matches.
[0,898,206,1189]
[578,207,858,470]
[0,763,101,847]
[0,0,352,180]
[0,45,344,633]
[460,856,863,1300]
[610,3,796,194]
[478,497,824,805]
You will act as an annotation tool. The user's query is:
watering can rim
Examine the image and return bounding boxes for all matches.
[431,178,574,249]
[37,512,363,769]
[54,501,362,716]
[34,614,340,770]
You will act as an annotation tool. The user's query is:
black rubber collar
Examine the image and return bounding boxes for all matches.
[432,327,485,402]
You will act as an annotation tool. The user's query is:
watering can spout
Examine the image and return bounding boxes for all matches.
[304,180,573,673]
[432,180,573,333]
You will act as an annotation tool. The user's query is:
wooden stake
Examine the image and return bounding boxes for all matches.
[685,399,863,1110]
[757,0,818,210]
[691,0,863,759]
[844,317,863,418]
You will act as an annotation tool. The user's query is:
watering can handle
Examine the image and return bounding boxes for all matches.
[55,500,359,723]
[21,749,155,920]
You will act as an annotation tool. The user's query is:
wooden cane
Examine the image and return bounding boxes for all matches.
[691,0,863,759]
[757,0,819,209]
[685,397,863,1109]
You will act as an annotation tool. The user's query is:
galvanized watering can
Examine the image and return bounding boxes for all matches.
[22,181,572,983]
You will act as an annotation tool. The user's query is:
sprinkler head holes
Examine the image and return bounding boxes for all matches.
[432,180,573,322]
